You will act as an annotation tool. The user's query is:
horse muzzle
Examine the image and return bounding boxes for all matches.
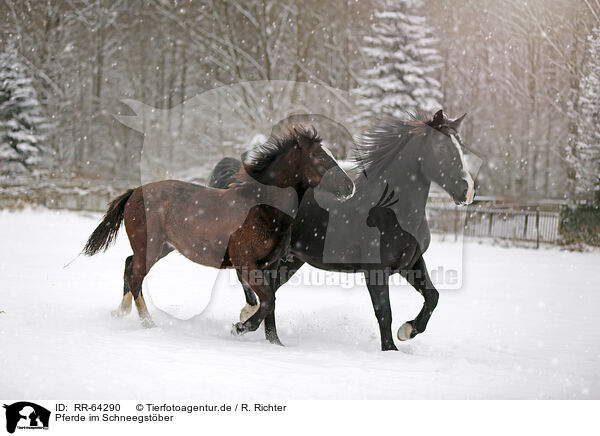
[319,166,355,201]
[453,177,475,206]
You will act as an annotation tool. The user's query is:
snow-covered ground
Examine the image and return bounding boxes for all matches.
[1,208,599,399]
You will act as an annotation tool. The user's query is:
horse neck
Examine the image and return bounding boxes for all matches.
[260,157,308,202]
[358,150,431,252]
[241,157,306,217]
[359,147,431,214]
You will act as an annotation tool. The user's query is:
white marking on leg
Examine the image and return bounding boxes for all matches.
[451,135,474,205]
[134,296,155,328]
[240,302,259,322]
[111,293,133,318]
[397,322,413,341]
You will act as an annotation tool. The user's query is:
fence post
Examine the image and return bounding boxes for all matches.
[535,208,540,249]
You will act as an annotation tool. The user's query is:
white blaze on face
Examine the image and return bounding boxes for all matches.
[451,134,475,205]
[321,144,336,160]
[322,145,355,198]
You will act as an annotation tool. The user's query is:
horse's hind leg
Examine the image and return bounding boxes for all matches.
[125,254,154,328]
[365,271,398,351]
[127,244,173,328]
[262,257,304,345]
[125,253,158,328]
[111,255,134,318]
[134,290,153,328]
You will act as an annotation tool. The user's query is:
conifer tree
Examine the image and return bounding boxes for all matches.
[569,27,600,203]
[354,0,441,122]
[0,44,46,175]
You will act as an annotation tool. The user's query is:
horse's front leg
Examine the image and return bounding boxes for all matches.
[231,267,276,337]
[365,270,398,351]
[398,255,439,341]
[238,270,259,322]
[237,278,282,345]
[237,276,283,346]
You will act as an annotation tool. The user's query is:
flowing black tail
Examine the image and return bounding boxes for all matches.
[83,189,134,256]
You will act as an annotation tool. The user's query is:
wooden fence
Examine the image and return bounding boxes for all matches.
[427,204,562,246]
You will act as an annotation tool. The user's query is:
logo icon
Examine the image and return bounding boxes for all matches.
[3,402,50,434]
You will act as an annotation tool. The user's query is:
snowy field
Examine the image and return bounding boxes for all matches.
[1,208,599,400]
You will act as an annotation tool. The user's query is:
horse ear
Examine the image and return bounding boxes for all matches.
[293,126,311,148]
[432,109,444,126]
[451,113,467,129]
[293,127,303,147]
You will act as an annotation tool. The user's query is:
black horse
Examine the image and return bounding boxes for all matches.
[209,110,475,350]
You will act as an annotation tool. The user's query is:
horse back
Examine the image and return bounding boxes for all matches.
[123,180,298,269]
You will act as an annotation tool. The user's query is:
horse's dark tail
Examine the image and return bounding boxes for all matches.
[208,157,241,189]
[83,189,134,256]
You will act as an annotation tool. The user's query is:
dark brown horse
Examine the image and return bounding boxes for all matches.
[83,126,354,340]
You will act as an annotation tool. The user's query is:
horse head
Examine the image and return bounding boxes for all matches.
[419,110,475,206]
[243,125,354,201]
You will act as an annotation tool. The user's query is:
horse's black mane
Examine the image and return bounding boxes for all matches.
[353,110,448,175]
[242,125,321,180]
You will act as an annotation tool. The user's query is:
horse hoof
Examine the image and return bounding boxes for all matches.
[231,322,246,336]
[397,322,414,341]
[240,303,259,322]
[140,317,156,328]
[111,308,129,318]
[267,336,285,346]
